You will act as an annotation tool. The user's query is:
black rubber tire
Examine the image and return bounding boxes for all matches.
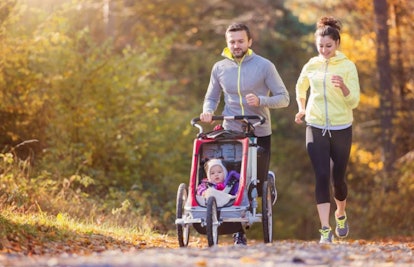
[176,183,190,247]
[206,196,219,247]
[262,180,273,243]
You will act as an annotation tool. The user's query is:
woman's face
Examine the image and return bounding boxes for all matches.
[208,165,225,184]
[316,35,339,59]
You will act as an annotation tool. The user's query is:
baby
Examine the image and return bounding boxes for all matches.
[197,159,239,196]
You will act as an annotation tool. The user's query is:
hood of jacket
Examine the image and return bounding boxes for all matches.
[221,47,253,62]
[309,51,348,65]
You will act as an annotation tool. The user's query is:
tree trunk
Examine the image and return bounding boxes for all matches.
[103,0,115,37]
[373,0,394,174]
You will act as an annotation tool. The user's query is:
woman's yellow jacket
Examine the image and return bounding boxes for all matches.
[296,51,360,129]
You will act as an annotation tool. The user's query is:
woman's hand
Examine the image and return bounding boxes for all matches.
[294,110,306,124]
[331,75,350,96]
[331,75,344,88]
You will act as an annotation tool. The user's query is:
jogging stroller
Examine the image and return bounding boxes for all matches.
[175,115,276,247]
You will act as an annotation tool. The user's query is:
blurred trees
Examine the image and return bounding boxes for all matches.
[0,0,412,239]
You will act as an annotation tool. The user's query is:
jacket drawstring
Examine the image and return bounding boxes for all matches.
[322,128,332,138]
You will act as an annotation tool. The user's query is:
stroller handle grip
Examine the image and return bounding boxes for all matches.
[191,115,266,134]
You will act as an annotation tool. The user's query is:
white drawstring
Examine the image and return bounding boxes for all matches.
[322,127,332,137]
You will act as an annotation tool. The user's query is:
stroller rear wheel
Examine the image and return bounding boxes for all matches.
[206,196,219,247]
[262,180,273,243]
[176,183,190,247]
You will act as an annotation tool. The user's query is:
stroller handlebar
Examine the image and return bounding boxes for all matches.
[191,115,266,134]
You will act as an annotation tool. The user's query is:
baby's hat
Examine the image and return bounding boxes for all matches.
[205,159,227,181]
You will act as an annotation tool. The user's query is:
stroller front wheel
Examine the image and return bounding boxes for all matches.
[206,196,219,247]
[176,183,190,247]
[262,180,273,243]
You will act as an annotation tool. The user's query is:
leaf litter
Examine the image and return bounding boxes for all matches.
[0,235,412,266]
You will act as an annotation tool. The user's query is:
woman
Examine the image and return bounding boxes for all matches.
[294,16,360,243]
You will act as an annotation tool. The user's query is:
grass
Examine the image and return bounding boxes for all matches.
[0,206,180,256]
[0,149,185,255]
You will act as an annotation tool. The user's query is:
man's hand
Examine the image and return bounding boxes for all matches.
[200,112,213,123]
[246,93,260,107]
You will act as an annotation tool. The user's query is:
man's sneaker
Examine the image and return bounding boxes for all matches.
[268,171,277,205]
[319,227,334,244]
[233,232,247,245]
[335,214,349,238]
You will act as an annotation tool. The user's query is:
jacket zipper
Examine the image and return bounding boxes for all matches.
[322,60,331,137]
[237,56,245,115]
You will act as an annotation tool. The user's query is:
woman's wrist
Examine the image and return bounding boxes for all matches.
[341,86,350,96]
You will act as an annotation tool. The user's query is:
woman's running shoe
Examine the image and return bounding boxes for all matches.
[335,214,349,238]
[319,227,334,244]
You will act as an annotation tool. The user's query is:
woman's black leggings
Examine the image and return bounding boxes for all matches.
[306,126,352,204]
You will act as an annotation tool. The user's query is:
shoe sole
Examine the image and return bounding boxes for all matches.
[335,231,349,238]
[335,223,349,238]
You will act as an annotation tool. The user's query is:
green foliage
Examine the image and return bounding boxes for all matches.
[0,0,192,230]
[372,152,414,237]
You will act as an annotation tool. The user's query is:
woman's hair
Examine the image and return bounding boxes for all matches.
[315,16,342,43]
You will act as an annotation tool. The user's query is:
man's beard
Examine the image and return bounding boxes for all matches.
[232,49,247,59]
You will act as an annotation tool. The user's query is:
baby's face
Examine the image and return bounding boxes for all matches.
[208,165,225,184]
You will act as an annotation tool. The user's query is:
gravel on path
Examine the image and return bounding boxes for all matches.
[0,240,412,267]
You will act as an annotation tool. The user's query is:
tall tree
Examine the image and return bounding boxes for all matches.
[373,0,394,174]
[388,0,414,158]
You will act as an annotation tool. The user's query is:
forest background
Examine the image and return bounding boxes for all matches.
[0,0,412,241]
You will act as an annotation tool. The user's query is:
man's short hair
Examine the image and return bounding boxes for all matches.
[225,23,252,40]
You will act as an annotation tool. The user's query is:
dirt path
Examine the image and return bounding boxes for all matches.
[0,239,412,266]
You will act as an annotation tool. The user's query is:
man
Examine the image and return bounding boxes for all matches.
[200,22,290,245]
